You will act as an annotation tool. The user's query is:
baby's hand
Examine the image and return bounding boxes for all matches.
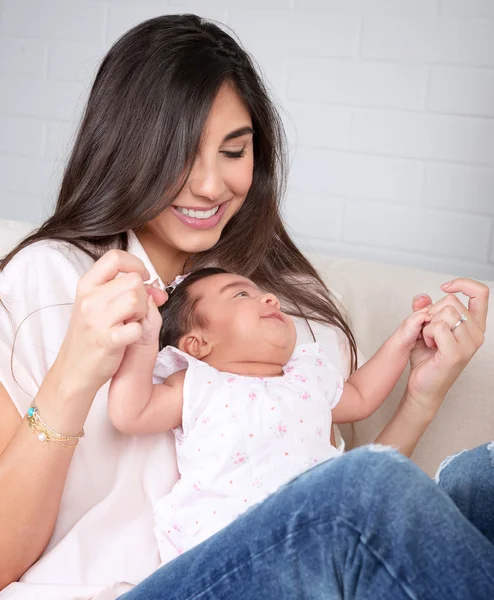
[134,294,165,347]
[394,308,432,352]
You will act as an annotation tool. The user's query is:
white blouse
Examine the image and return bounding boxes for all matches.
[0,232,354,600]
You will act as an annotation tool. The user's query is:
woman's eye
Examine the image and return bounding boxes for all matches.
[234,291,248,298]
[221,148,246,159]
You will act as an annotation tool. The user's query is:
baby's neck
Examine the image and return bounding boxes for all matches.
[204,358,284,378]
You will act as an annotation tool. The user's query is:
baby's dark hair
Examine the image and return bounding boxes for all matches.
[159,267,229,350]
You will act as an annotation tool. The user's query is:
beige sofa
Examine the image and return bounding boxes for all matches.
[1,218,492,476]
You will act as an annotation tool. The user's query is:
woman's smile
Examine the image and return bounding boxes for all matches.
[171,201,229,230]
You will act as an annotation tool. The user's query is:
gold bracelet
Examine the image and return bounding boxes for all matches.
[26,402,85,449]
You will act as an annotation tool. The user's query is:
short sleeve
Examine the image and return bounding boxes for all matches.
[153,346,190,383]
[294,318,366,381]
[0,241,93,415]
[312,346,345,411]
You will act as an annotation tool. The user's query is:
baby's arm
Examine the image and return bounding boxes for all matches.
[108,295,183,434]
[108,345,184,435]
[332,308,431,424]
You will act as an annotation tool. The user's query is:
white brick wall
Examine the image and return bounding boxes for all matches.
[0,0,493,279]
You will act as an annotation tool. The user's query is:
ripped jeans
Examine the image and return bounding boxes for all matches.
[435,441,494,545]
[121,444,494,600]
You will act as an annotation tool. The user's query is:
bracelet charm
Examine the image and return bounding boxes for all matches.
[26,402,84,448]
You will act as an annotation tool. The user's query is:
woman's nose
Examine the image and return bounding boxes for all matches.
[188,157,226,202]
[260,293,281,309]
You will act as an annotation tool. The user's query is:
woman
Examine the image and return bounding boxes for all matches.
[0,14,492,600]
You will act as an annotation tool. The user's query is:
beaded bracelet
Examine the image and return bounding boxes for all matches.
[26,402,85,449]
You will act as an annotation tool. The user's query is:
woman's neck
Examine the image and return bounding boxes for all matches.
[135,228,190,285]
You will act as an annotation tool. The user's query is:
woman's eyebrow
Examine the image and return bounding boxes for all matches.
[222,126,254,142]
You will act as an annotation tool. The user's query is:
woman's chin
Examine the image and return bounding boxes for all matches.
[172,230,223,255]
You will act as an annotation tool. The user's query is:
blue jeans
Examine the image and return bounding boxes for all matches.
[120,444,494,599]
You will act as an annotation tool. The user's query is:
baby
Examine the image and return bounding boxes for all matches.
[108,267,430,559]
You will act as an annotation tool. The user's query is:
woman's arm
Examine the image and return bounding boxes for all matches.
[374,389,436,457]
[0,250,167,590]
[0,369,95,589]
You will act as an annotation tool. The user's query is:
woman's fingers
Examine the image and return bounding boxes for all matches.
[439,278,489,332]
[89,271,149,304]
[108,322,143,347]
[105,287,149,328]
[422,314,477,358]
[422,305,461,349]
[78,249,150,292]
[427,294,484,348]
[422,320,458,357]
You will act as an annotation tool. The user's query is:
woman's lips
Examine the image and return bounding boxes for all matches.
[171,202,228,230]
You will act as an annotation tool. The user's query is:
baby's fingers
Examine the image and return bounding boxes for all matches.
[147,295,164,330]
[405,307,433,332]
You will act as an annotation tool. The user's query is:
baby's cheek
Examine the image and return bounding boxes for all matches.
[235,317,261,344]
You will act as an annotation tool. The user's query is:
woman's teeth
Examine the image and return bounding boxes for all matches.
[175,206,220,219]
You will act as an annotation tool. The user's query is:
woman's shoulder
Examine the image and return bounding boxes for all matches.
[0,240,97,408]
[2,239,94,282]
[0,239,95,319]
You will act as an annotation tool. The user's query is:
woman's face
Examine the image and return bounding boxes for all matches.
[141,82,254,264]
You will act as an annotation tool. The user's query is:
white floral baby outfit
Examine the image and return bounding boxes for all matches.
[152,342,344,559]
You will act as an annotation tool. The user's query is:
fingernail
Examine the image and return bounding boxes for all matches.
[151,278,161,289]
[413,294,428,302]
[441,281,452,288]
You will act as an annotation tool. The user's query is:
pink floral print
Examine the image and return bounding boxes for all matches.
[232,451,248,465]
[271,420,287,438]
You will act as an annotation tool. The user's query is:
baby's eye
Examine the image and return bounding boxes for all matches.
[234,291,249,298]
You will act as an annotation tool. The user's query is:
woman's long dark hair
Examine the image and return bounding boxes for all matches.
[0,14,357,372]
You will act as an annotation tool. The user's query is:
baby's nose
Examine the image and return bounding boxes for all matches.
[260,293,280,308]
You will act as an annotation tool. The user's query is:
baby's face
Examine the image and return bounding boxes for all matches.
[191,273,297,366]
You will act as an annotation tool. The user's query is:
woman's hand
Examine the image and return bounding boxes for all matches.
[406,278,489,417]
[57,250,168,396]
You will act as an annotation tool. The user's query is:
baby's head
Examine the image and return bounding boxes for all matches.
[159,269,297,373]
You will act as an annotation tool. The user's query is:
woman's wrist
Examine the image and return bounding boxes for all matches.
[374,390,436,457]
[32,355,97,437]
[401,387,443,425]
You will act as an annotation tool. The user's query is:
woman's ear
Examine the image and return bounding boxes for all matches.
[179,331,213,360]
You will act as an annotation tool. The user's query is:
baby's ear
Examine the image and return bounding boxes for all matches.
[179,331,213,360]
